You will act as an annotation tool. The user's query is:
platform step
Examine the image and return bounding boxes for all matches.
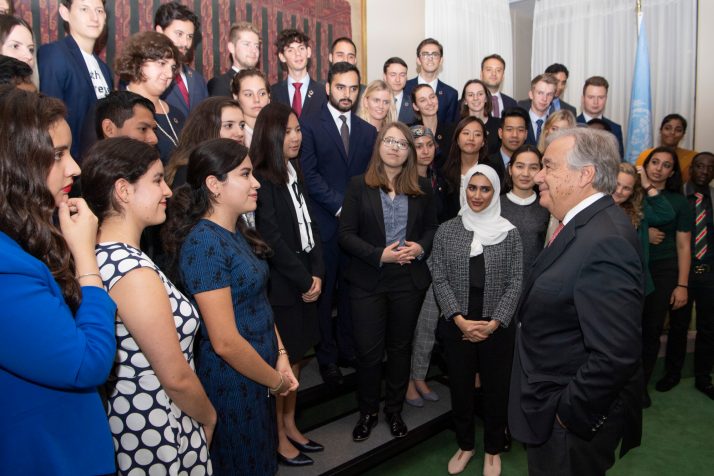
[282,381,452,476]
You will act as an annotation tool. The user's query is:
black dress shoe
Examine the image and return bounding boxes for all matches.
[695,382,714,400]
[655,373,680,392]
[320,363,344,388]
[288,436,324,453]
[277,451,313,466]
[386,412,408,438]
[352,413,378,442]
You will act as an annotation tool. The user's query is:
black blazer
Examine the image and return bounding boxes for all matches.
[207,69,236,97]
[271,78,327,121]
[508,196,644,455]
[338,175,438,292]
[254,172,325,306]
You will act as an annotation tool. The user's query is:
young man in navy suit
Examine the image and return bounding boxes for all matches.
[480,54,517,119]
[576,76,624,159]
[299,62,378,387]
[517,74,557,146]
[403,39,458,124]
[509,128,644,476]
[271,29,326,121]
[154,1,208,118]
[38,0,112,159]
[208,22,261,97]
[383,57,415,125]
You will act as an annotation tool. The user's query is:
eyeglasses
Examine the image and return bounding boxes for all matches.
[419,51,442,59]
[382,137,409,150]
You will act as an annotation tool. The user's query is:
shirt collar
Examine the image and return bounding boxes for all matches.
[562,192,606,225]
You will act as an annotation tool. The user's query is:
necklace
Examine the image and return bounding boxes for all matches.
[155,100,179,147]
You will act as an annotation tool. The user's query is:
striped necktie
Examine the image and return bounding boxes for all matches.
[695,192,708,260]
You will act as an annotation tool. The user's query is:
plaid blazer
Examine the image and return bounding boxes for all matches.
[428,216,523,327]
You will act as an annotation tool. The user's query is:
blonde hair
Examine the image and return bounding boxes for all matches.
[537,109,576,152]
[617,162,644,228]
[357,80,395,130]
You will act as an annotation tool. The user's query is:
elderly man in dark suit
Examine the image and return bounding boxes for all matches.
[270,29,326,121]
[509,127,644,476]
[299,62,378,387]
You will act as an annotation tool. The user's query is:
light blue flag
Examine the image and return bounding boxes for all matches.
[625,17,653,164]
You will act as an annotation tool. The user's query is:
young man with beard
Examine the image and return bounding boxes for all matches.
[154,1,208,117]
[208,22,261,97]
[299,62,377,388]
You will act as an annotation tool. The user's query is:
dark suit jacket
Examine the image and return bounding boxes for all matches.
[404,77,460,124]
[162,64,208,118]
[38,35,113,159]
[500,92,519,116]
[509,196,644,455]
[577,113,624,158]
[338,176,438,291]
[396,91,416,124]
[271,77,327,121]
[299,105,378,242]
[254,172,325,306]
[516,99,546,146]
[207,68,237,97]
[549,97,577,116]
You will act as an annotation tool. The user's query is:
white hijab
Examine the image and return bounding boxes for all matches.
[458,164,515,257]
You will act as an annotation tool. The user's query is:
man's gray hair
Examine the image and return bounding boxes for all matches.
[545,127,619,194]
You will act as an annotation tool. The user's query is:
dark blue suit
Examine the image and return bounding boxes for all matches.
[577,113,624,159]
[162,64,208,119]
[499,92,519,117]
[403,77,459,124]
[38,35,113,159]
[271,77,327,121]
[299,104,377,366]
[396,91,416,124]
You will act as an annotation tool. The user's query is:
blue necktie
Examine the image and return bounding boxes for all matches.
[536,119,544,142]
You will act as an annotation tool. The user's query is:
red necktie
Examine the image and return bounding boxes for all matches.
[491,95,500,118]
[548,222,564,247]
[292,82,303,117]
[175,73,190,108]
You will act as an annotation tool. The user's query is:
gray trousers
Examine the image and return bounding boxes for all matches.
[410,283,440,380]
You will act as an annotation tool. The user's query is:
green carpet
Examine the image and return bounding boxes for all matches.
[363,376,714,475]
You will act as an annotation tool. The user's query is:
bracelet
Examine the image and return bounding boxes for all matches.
[77,272,101,281]
[677,284,688,289]
[269,373,284,393]
[278,347,288,357]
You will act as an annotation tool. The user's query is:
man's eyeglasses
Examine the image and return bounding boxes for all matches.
[419,52,442,59]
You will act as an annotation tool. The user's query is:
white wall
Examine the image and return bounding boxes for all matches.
[695,0,713,152]
[365,0,425,83]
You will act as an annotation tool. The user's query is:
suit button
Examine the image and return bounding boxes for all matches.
[518,322,522,328]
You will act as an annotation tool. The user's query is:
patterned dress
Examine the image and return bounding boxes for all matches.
[180,219,278,476]
[96,242,212,476]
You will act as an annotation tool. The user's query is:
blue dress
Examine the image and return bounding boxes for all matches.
[180,219,278,475]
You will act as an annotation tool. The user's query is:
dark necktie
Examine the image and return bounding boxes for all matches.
[292,82,303,117]
[339,114,349,155]
[695,192,708,260]
[175,73,189,108]
[491,95,500,118]
[536,119,544,143]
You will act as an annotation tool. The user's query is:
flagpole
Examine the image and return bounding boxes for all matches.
[636,0,642,32]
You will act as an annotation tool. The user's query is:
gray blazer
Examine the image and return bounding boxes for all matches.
[430,216,523,327]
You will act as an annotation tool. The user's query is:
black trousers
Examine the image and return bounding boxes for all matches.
[350,264,426,415]
[641,258,678,385]
[664,264,714,385]
[315,234,356,367]
[526,399,625,476]
[439,317,515,454]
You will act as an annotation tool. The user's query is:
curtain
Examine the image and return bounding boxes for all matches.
[425,0,514,99]
[531,0,697,148]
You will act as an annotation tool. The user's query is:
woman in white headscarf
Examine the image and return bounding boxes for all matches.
[431,163,523,476]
